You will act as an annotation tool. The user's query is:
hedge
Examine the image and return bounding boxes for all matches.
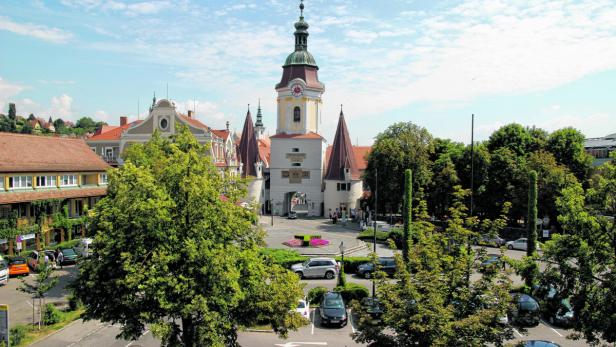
[334,256,371,274]
[357,230,390,242]
[334,283,370,303]
[260,248,307,269]
[307,286,329,305]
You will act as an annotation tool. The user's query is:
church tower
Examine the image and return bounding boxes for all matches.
[269,1,326,217]
[275,0,324,135]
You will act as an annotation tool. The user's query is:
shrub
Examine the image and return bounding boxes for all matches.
[260,248,307,269]
[43,303,62,325]
[389,228,405,249]
[337,264,347,287]
[68,293,83,311]
[9,325,27,346]
[357,230,390,241]
[334,283,370,303]
[333,256,371,274]
[307,286,329,305]
[53,239,80,250]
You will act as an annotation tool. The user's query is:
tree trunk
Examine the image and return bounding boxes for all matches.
[32,296,35,327]
[182,316,194,347]
[403,169,412,263]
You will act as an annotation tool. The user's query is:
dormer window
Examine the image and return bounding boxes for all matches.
[293,106,301,122]
[159,117,169,131]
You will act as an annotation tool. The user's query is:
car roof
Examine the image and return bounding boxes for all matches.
[324,291,342,297]
[309,257,335,261]
[523,341,561,347]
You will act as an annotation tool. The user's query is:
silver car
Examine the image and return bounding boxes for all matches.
[506,238,541,251]
[291,257,339,279]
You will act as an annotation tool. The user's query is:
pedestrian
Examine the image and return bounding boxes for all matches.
[57,250,64,269]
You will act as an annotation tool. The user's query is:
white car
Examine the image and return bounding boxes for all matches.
[296,298,310,319]
[0,257,8,285]
[506,238,541,251]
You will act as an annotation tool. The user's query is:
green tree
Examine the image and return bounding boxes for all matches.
[18,263,58,329]
[546,127,593,181]
[429,155,460,219]
[6,103,17,132]
[521,171,539,289]
[353,193,514,346]
[483,148,527,222]
[486,123,532,157]
[75,117,97,133]
[402,169,412,262]
[20,122,33,134]
[8,103,16,120]
[540,158,616,345]
[72,127,305,347]
[364,122,434,216]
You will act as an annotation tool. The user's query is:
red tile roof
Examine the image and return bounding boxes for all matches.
[89,121,142,141]
[211,129,230,140]
[179,115,210,131]
[257,138,271,166]
[0,187,107,204]
[325,145,371,174]
[270,132,324,140]
[0,132,111,173]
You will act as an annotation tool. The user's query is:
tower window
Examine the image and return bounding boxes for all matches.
[293,106,301,122]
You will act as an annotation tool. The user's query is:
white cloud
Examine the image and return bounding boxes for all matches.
[38,80,76,85]
[0,77,26,112]
[0,16,73,43]
[62,0,171,16]
[174,99,228,129]
[48,94,74,118]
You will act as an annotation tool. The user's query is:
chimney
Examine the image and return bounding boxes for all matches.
[187,110,193,118]
[226,121,230,130]
[120,116,128,126]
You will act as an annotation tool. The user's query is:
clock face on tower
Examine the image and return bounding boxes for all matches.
[291,83,304,97]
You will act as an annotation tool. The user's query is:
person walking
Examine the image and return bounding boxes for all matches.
[57,250,64,270]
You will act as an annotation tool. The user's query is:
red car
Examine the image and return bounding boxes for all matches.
[8,257,29,276]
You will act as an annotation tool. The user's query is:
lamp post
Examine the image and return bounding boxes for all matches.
[372,168,378,299]
[270,199,274,226]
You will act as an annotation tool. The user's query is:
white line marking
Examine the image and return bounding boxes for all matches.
[125,329,150,347]
[311,309,315,335]
[349,309,355,334]
[550,327,563,337]
[513,328,523,338]
[26,301,33,308]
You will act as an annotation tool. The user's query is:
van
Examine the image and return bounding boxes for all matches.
[75,238,93,258]
[0,256,8,285]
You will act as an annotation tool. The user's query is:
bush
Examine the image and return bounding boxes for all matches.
[337,264,347,287]
[54,239,80,250]
[307,286,329,305]
[334,283,370,303]
[357,230,390,242]
[333,256,371,274]
[389,228,405,249]
[43,303,62,325]
[9,325,27,346]
[260,248,307,269]
[68,293,83,311]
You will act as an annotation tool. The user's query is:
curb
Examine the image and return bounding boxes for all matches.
[27,317,83,346]
[244,328,274,333]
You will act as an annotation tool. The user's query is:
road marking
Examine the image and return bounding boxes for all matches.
[26,301,33,308]
[550,327,563,337]
[311,309,315,335]
[513,328,523,338]
[274,343,327,347]
[67,322,108,347]
[125,329,150,347]
[348,309,355,334]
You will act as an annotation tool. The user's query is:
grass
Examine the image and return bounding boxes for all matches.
[357,230,391,241]
[13,309,83,347]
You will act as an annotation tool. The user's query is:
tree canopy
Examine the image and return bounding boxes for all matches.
[72,126,305,347]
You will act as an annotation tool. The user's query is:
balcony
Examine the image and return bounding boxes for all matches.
[101,155,119,166]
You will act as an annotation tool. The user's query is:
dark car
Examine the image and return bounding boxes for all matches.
[59,248,78,265]
[319,292,347,327]
[521,341,561,347]
[357,257,396,279]
[287,211,297,219]
[510,294,540,326]
[479,254,503,272]
[360,297,384,323]
[532,284,574,327]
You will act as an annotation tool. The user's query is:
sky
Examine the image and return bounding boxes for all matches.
[0,0,615,145]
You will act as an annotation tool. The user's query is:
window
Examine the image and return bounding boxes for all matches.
[61,175,77,187]
[36,175,57,188]
[159,117,169,130]
[99,173,108,184]
[104,148,114,158]
[293,106,301,122]
[292,148,300,153]
[8,176,32,189]
[337,183,350,191]
[0,206,10,218]
[291,163,301,167]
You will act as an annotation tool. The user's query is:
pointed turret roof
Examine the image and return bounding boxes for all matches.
[238,105,261,178]
[255,99,263,127]
[324,107,359,180]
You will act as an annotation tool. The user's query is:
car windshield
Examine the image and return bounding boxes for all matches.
[62,248,76,256]
[302,259,310,267]
[519,296,539,311]
[297,301,306,309]
[0,261,6,270]
[10,257,26,265]
[324,297,344,309]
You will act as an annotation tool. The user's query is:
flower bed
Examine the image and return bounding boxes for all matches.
[283,235,330,248]
[309,238,330,247]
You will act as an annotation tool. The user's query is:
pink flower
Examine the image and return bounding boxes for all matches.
[283,239,303,247]
[310,238,330,247]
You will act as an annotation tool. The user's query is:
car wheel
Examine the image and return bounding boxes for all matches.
[364,272,371,279]
[507,245,513,250]
[295,271,303,279]
[325,271,335,279]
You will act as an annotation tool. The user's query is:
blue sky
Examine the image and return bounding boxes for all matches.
[1,0,615,145]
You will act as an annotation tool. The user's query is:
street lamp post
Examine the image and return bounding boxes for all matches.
[270,199,274,226]
[372,168,378,299]
[339,241,345,283]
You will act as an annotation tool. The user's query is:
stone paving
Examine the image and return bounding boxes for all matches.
[260,215,394,257]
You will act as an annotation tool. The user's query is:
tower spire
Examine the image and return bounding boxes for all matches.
[294,0,309,52]
[300,0,304,17]
[255,99,263,127]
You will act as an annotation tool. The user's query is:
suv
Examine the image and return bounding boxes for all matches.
[510,293,541,326]
[319,291,347,327]
[291,257,339,279]
[357,257,396,279]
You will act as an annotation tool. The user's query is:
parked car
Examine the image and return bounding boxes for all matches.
[288,211,298,219]
[360,297,384,322]
[473,294,508,325]
[357,257,396,279]
[26,250,41,270]
[475,234,506,247]
[547,298,574,327]
[319,291,347,327]
[291,257,339,279]
[296,298,310,319]
[0,258,8,285]
[479,254,503,272]
[75,238,93,257]
[8,257,29,276]
[59,248,79,265]
[521,341,561,347]
[505,238,540,251]
[532,283,575,327]
[509,293,541,326]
